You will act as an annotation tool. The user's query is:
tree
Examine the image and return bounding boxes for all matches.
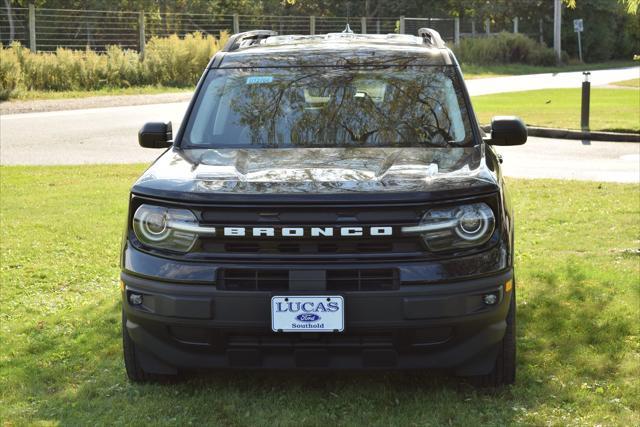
[620,0,639,13]
[562,0,637,61]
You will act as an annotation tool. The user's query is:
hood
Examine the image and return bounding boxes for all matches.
[132,146,498,202]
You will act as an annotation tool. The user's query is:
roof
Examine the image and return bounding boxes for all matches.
[215,30,452,68]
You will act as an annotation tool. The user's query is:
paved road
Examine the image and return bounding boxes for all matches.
[1,67,638,182]
[1,100,637,182]
[497,138,639,183]
[1,102,185,165]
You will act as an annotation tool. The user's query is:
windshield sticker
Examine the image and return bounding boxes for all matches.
[246,76,273,85]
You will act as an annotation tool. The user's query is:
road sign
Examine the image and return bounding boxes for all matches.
[573,19,583,32]
[573,19,584,61]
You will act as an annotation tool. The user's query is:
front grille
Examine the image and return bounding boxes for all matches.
[218,268,398,291]
[131,194,500,262]
[194,204,426,260]
[199,237,420,257]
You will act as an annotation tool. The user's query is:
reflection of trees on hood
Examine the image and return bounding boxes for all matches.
[225,66,469,148]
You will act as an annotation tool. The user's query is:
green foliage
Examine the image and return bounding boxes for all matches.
[0,32,229,95]
[143,33,225,86]
[563,0,639,62]
[1,166,639,425]
[454,32,560,66]
[0,43,21,100]
[104,45,143,88]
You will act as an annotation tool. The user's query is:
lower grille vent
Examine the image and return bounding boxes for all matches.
[221,269,289,291]
[219,269,398,291]
[327,269,397,291]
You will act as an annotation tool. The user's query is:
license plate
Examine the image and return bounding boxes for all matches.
[271,296,344,332]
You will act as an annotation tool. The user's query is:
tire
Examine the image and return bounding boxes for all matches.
[122,310,180,383]
[475,288,516,387]
[122,310,150,382]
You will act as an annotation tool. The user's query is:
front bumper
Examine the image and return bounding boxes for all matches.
[121,268,513,374]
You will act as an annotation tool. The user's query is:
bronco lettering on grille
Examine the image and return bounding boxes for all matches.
[221,226,393,238]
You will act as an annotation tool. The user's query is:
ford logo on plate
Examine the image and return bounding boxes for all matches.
[296,313,321,322]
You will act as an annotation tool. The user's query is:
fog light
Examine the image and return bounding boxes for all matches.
[483,294,498,305]
[129,293,143,306]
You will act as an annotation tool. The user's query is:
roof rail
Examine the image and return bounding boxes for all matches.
[417,28,446,48]
[222,30,278,52]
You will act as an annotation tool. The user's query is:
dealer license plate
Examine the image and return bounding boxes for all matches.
[271,295,344,332]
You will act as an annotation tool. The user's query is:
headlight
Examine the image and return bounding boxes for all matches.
[132,204,214,252]
[402,203,495,251]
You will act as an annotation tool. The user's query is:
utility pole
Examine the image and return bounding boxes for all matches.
[4,0,15,43]
[553,0,562,64]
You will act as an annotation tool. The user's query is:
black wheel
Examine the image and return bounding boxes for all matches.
[122,310,179,383]
[475,289,516,387]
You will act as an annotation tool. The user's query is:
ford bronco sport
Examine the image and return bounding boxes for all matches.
[121,28,527,386]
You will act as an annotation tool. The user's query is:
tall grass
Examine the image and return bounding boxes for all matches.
[0,31,229,100]
[454,32,563,66]
[1,32,566,100]
[0,46,21,99]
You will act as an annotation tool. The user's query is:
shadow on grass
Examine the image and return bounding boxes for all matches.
[519,257,636,379]
[6,257,635,424]
[5,297,520,425]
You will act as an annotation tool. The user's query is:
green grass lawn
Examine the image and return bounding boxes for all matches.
[462,60,638,79]
[472,88,640,132]
[1,165,639,426]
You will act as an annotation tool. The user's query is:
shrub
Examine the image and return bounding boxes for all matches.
[0,31,567,99]
[0,31,229,97]
[454,32,558,66]
[16,46,103,91]
[105,45,142,87]
[0,43,21,99]
[143,32,222,86]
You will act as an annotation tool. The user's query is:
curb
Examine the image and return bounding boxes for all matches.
[481,125,640,142]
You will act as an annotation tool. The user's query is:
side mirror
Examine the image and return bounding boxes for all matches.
[486,116,527,146]
[138,122,173,148]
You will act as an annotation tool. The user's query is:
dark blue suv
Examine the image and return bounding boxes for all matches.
[121,29,527,386]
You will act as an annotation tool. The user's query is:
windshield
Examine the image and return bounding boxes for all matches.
[182,66,473,149]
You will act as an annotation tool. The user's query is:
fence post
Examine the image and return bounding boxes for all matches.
[539,18,544,44]
[28,3,36,52]
[376,19,380,34]
[484,19,490,35]
[233,14,240,34]
[454,17,460,45]
[138,12,145,58]
[513,17,518,33]
[399,16,405,34]
[361,17,367,34]
[310,15,315,35]
[471,19,476,37]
